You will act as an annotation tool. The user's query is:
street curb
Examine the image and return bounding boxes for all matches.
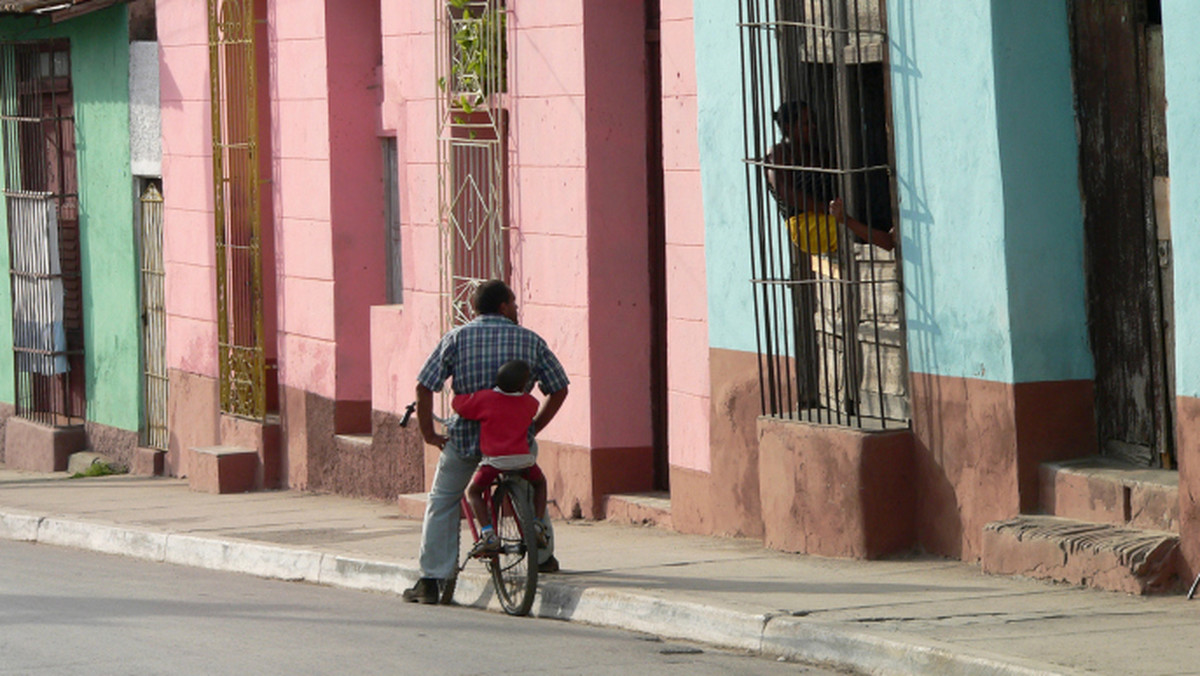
[0,512,1087,676]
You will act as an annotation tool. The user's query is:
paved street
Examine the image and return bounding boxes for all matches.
[0,540,852,676]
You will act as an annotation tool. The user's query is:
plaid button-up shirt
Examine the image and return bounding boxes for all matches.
[417,314,569,459]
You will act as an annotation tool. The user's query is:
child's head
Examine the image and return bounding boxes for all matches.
[495,360,531,394]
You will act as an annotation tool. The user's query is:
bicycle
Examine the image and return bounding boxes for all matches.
[442,470,539,615]
[399,402,540,616]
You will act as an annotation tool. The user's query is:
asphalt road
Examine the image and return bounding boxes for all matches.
[0,540,853,675]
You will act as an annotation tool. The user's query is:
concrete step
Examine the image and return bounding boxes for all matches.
[1040,456,1178,533]
[187,445,259,494]
[397,492,429,520]
[132,447,165,476]
[982,514,1180,595]
[603,491,672,529]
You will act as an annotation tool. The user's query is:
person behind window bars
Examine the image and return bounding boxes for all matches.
[765,100,894,252]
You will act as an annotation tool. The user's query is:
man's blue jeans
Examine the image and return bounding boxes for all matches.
[418,439,554,579]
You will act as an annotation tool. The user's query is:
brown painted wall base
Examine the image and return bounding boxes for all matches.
[5,417,87,472]
[167,369,220,478]
[369,409,426,498]
[668,465,713,534]
[910,373,1095,561]
[0,401,14,463]
[281,384,422,501]
[669,348,764,538]
[536,441,655,520]
[85,421,139,470]
[758,416,915,559]
[1176,395,1200,580]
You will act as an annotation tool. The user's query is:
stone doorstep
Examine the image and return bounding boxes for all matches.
[603,491,672,529]
[187,445,259,494]
[132,447,165,476]
[1040,456,1179,533]
[982,514,1180,595]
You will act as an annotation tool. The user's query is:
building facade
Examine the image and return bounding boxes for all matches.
[7,0,1200,595]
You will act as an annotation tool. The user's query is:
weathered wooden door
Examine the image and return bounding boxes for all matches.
[1069,0,1172,467]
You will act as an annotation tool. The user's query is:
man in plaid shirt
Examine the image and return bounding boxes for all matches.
[404,280,569,604]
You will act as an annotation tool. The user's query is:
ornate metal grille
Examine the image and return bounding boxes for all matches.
[739,0,908,428]
[435,0,509,328]
[139,181,167,450]
[0,40,84,426]
[208,0,265,419]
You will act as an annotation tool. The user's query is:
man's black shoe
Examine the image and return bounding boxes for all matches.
[402,577,440,604]
[538,555,560,574]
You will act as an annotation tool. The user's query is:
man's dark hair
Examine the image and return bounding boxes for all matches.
[495,360,531,394]
[472,280,513,315]
[773,100,807,127]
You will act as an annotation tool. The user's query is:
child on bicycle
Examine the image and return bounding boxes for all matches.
[452,359,548,554]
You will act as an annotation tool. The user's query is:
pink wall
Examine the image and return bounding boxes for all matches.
[159,0,217,379]
[508,3,591,448]
[580,2,653,450]
[372,0,443,418]
[661,0,710,473]
[268,0,384,403]
[269,0,335,400]
[372,2,659,463]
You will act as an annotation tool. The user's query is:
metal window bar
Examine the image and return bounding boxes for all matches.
[139,181,168,450]
[382,137,403,304]
[208,0,266,419]
[0,40,84,426]
[739,0,908,429]
[435,0,509,330]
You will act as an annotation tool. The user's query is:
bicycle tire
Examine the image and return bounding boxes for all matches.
[488,478,538,616]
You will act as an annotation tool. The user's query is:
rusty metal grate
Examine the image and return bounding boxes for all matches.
[739,0,908,429]
[209,0,265,419]
[0,39,84,426]
[139,181,167,450]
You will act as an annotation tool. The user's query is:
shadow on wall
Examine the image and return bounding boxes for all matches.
[887,0,964,557]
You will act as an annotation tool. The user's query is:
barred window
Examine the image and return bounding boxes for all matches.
[436,0,509,327]
[0,40,85,426]
[739,0,908,428]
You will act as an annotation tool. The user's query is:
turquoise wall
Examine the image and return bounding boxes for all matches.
[694,0,1091,384]
[694,1,756,353]
[1163,1,1200,398]
[0,7,139,430]
[888,0,1091,384]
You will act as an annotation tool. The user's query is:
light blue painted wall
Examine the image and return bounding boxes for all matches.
[694,1,757,353]
[694,0,1091,384]
[990,1,1092,383]
[888,0,1091,384]
[1163,1,1200,398]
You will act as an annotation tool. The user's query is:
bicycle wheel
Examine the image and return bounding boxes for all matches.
[488,478,538,616]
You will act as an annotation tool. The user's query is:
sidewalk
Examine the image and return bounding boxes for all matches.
[1,467,1196,676]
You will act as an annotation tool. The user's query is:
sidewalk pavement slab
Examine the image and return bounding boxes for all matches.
[1,467,1197,675]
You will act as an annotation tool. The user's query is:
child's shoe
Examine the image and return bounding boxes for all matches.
[534,521,549,549]
[470,529,500,556]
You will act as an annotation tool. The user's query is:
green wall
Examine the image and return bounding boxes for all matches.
[0,7,140,431]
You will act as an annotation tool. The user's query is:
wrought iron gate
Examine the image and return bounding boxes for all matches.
[0,40,84,426]
[209,0,266,419]
[139,182,167,450]
[739,0,907,428]
[435,0,509,327]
